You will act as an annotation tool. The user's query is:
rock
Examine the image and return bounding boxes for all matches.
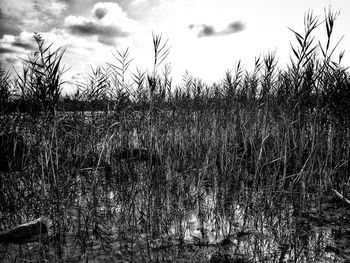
[0,218,48,244]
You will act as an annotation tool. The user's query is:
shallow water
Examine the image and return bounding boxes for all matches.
[1,176,349,263]
[1,150,350,263]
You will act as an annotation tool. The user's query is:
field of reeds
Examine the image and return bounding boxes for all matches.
[1,9,350,262]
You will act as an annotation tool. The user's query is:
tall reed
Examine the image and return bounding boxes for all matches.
[0,8,349,262]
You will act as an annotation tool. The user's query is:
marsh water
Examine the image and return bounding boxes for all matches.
[1,110,350,262]
[1,165,350,263]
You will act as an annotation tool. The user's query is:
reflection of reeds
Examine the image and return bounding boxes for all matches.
[0,8,349,262]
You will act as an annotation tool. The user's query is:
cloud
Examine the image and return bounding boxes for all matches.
[0,0,67,38]
[198,25,215,37]
[0,32,38,69]
[32,0,67,17]
[0,9,22,37]
[0,33,35,50]
[225,21,245,33]
[12,38,35,50]
[66,17,127,36]
[64,2,138,46]
[93,4,108,19]
[190,20,245,37]
[127,0,161,19]
[97,35,120,46]
[0,47,15,54]
[5,57,17,63]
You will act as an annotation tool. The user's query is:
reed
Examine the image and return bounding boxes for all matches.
[0,8,349,262]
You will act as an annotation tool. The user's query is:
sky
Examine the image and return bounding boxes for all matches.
[0,0,350,93]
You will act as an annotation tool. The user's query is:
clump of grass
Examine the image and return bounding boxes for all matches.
[15,33,66,117]
[0,68,12,114]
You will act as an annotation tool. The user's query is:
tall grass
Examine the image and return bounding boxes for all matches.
[0,8,350,262]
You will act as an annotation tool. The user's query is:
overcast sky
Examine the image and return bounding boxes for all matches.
[1,0,349,92]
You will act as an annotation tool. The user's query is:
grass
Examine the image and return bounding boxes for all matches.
[0,8,350,263]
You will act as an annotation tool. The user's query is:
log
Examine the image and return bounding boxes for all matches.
[0,218,48,244]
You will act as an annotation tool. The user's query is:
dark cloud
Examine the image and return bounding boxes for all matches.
[68,21,100,35]
[226,21,245,33]
[66,19,128,45]
[0,10,22,38]
[190,21,245,37]
[94,6,108,19]
[0,34,35,55]
[198,25,215,37]
[12,39,35,50]
[0,22,21,38]
[0,47,15,54]
[0,35,34,67]
[67,21,128,38]
[5,57,17,63]
[97,35,117,46]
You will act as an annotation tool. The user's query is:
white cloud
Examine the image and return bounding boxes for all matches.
[47,1,67,16]
[64,2,139,45]
[130,0,147,5]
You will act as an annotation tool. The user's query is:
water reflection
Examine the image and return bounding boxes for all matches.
[1,167,350,262]
[175,189,348,262]
[96,172,349,263]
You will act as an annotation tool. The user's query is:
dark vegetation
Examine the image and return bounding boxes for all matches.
[0,133,27,172]
[0,9,350,262]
